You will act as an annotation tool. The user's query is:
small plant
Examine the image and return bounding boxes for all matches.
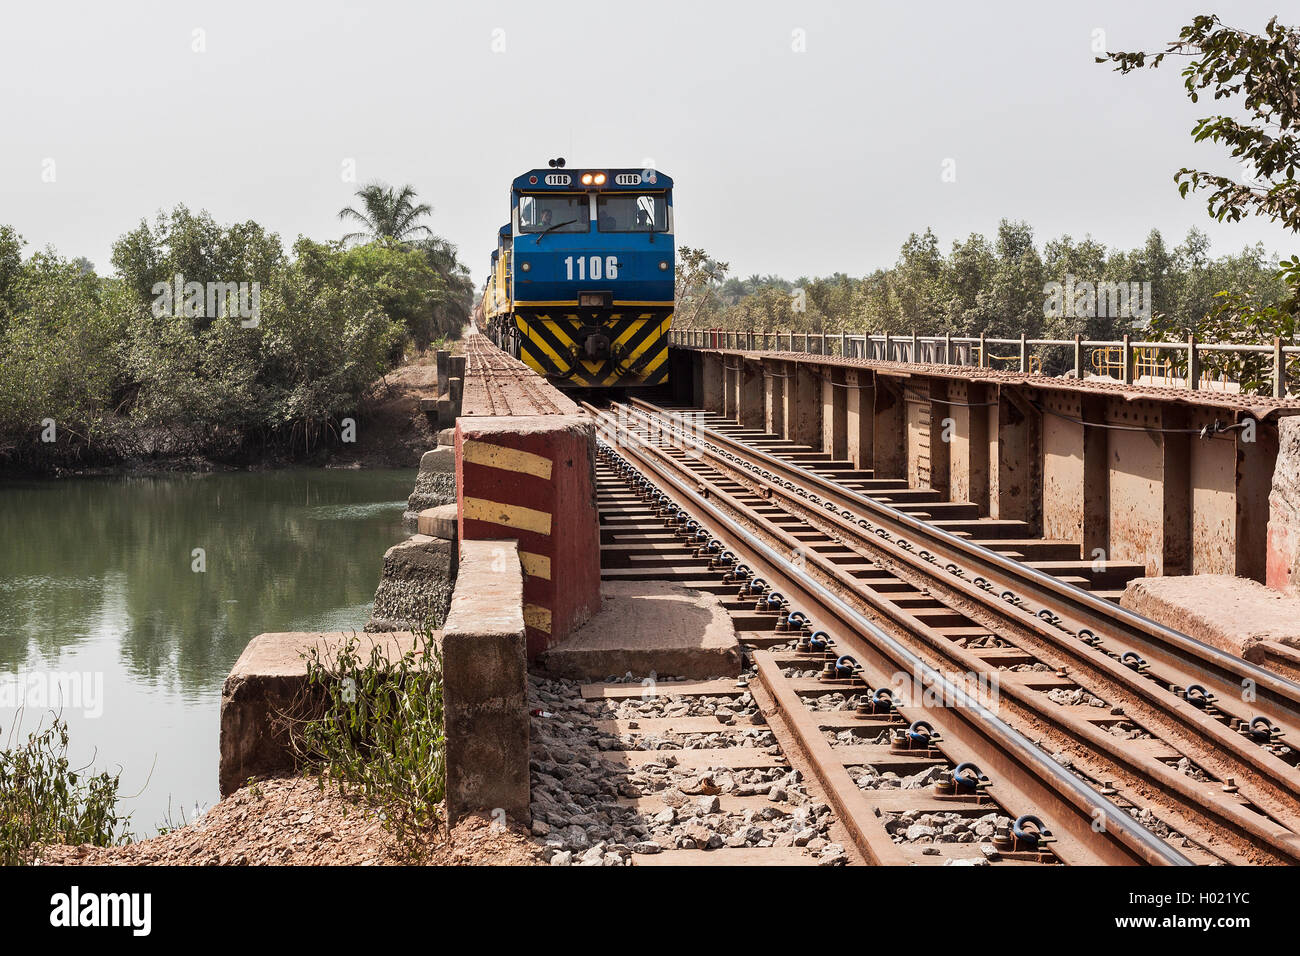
[281,630,446,856]
[0,712,131,865]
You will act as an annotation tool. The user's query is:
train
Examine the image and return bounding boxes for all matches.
[481,160,674,388]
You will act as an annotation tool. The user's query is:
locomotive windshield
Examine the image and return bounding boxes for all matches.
[518,194,589,233]
[596,193,667,232]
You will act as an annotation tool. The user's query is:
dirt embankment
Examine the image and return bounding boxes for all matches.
[36,775,540,866]
[322,357,440,470]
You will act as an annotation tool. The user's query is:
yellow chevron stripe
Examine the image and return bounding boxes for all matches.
[641,344,668,376]
[462,497,552,536]
[462,440,552,480]
[613,320,643,349]
[521,325,568,372]
[542,319,577,350]
[519,550,552,580]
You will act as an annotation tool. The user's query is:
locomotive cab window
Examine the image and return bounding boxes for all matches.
[518,194,589,233]
[596,193,667,232]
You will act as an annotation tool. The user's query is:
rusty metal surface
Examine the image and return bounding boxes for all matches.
[591,398,1300,864]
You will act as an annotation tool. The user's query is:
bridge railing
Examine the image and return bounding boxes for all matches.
[668,329,1300,398]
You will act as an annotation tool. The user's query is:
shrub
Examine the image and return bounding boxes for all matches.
[284,631,446,856]
[0,713,131,865]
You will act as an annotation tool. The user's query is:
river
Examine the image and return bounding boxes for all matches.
[0,468,415,835]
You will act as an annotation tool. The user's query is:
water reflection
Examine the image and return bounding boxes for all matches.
[0,468,415,827]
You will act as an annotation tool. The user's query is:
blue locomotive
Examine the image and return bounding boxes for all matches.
[481,159,674,387]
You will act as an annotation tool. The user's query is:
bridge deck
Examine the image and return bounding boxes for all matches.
[461,332,578,417]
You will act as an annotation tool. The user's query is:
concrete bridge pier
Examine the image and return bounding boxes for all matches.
[763,358,785,437]
[845,370,874,471]
[671,341,1293,588]
[738,359,765,429]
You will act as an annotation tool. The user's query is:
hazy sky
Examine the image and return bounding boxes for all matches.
[2,1,1296,286]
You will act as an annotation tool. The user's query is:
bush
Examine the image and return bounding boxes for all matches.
[0,714,131,865]
[284,632,446,856]
[0,251,128,465]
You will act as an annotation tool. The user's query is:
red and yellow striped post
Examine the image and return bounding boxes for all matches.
[455,415,601,658]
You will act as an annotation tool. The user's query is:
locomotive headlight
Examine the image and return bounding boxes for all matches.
[593,172,607,185]
[659,261,669,270]
[581,173,594,185]
[520,261,530,271]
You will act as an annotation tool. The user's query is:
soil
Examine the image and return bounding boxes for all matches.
[35,775,541,866]
[322,357,440,470]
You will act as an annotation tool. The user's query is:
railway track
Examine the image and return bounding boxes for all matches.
[580,398,1300,866]
[462,332,569,416]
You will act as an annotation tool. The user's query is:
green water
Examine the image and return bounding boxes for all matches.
[0,468,416,832]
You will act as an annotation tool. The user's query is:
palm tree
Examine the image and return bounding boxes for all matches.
[338,182,434,244]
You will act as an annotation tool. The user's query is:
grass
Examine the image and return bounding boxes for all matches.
[0,712,131,865]
[282,630,446,856]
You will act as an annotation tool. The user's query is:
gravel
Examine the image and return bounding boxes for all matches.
[873,807,1013,846]
[1046,686,1107,708]
[530,674,840,864]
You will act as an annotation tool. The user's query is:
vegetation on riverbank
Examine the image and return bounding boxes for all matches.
[0,183,472,475]
[0,714,131,865]
[283,631,447,858]
[676,226,1291,343]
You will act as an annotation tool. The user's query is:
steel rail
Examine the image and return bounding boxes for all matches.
[597,408,1300,862]
[630,398,1300,718]
[617,400,1300,840]
[588,406,1193,866]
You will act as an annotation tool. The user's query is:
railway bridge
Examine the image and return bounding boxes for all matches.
[221,327,1300,866]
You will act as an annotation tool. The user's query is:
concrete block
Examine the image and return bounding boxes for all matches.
[456,414,600,657]
[537,581,742,680]
[442,539,529,825]
[1269,416,1300,593]
[1121,574,1300,664]
[219,631,423,796]
[419,445,455,472]
[366,534,456,632]
[417,504,458,540]
[404,444,457,529]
